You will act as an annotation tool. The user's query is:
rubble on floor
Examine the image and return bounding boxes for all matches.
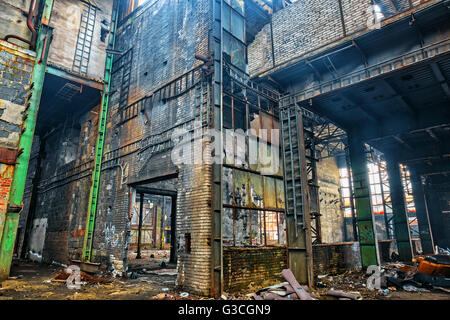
[52,269,114,284]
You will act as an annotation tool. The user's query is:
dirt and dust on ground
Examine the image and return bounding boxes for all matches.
[0,257,198,300]
[1,252,449,300]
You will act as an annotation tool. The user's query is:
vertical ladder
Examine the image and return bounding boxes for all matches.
[82,4,119,262]
[73,2,96,75]
[280,104,314,286]
[281,106,306,236]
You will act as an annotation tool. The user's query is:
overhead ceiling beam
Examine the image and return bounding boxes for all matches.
[339,92,380,123]
[383,78,417,116]
[393,135,414,151]
[430,62,450,100]
[426,128,440,143]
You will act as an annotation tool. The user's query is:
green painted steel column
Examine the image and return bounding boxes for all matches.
[385,158,413,262]
[409,169,434,254]
[0,25,53,280]
[348,134,379,268]
[82,3,119,262]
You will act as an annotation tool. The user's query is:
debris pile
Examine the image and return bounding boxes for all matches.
[51,269,113,284]
[251,269,316,300]
[379,254,450,294]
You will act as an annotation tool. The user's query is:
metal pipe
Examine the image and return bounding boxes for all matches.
[27,0,37,49]
[3,35,32,46]
[2,0,37,49]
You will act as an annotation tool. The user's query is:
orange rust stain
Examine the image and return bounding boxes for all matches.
[73,229,86,238]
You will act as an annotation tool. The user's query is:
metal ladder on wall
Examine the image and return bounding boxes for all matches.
[281,106,306,237]
[73,2,96,75]
[82,5,119,262]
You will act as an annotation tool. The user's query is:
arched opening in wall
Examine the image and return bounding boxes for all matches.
[127,187,177,277]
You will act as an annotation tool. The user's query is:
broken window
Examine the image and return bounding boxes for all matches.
[231,37,246,71]
[248,106,260,138]
[265,211,279,245]
[234,99,246,131]
[185,233,191,253]
[278,212,287,245]
[251,210,265,246]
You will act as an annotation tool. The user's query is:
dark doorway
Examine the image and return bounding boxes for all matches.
[127,187,177,273]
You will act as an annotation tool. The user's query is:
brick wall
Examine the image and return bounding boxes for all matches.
[89,0,213,296]
[223,247,287,293]
[0,39,34,244]
[248,0,372,76]
[313,242,361,275]
[18,105,99,265]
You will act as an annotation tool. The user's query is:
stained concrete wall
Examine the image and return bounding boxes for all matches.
[47,0,113,80]
[0,0,34,49]
[317,157,345,243]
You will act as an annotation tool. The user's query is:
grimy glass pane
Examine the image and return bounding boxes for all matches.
[231,10,244,42]
[223,96,232,129]
[223,31,231,58]
[234,169,249,207]
[223,166,234,205]
[223,208,234,246]
[231,0,244,15]
[235,209,250,246]
[222,3,231,32]
[264,176,277,209]
[276,178,285,209]
[231,37,246,71]
[249,173,264,208]
[278,212,287,245]
[234,99,246,130]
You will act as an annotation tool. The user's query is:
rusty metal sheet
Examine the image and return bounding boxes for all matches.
[0,147,19,165]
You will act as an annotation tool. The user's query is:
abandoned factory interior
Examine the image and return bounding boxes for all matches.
[0,0,449,302]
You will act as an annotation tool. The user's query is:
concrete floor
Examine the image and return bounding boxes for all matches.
[1,260,449,300]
